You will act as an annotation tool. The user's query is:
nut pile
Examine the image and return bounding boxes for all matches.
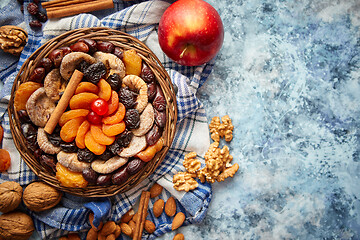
[14,37,167,188]
[173,115,239,191]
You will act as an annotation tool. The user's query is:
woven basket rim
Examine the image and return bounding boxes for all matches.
[8,27,177,197]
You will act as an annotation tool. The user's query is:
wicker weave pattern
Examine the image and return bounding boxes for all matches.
[8,27,177,197]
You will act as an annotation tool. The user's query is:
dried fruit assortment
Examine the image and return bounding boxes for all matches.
[15,38,167,188]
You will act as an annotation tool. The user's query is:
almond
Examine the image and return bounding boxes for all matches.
[165,196,176,217]
[153,199,164,218]
[86,228,97,240]
[172,212,185,230]
[144,220,156,233]
[105,234,115,240]
[89,212,103,231]
[67,233,81,240]
[149,183,163,198]
[173,233,185,240]
[97,235,106,240]
[114,224,121,238]
[100,221,116,236]
[128,220,136,235]
[120,222,132,236]
[132,212,138,222]
[121,208,135,223]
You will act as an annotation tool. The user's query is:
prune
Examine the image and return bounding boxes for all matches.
[38,57,53,72]
[113,47,123,59]
[116,129,133,147]
[48,49,64,68]
[84,62,107,84]
[77,148,96,162]
[47,133,61,147]
[29,20,42,29]
[33,148,43,159]
[98,149,114,161]
[126,158,146,175]
[106,74,122,92]
[40,154,57,173]
[70,42,89,53]
[141,64,155,83]
[97,174,112,186]
[79,39,97,54]
[153,85,166,111]
[29,67,45,83]
[112,166,129,185]
[59,46,72,56]
[17,110,31,123]
[147,82,157,102]
[27,135,38,151]
[108,141,123,155]
[27,2,38,15]
[146,124,162,146]
[118,87,137,109]
[36,12,48,22]
[124,109,140,129]
[96,41,114,53]
[154,108,166,128]
[21,123,37,138]
[82,168,98,184]
[60,141,78,153]
[76,60,90,73]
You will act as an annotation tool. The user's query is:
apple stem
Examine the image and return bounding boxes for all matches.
[180,45,188,59]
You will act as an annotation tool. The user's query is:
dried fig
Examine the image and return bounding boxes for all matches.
[0,211,34,240]
[0,181,22,213]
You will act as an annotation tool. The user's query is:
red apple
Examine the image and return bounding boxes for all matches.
[158,0,224,66]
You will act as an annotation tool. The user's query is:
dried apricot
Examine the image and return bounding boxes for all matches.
[90,125,115,145]
[75,82,99,94]
[14,82,42,110]
[97,79,112,101]
[75,120,90,149]
[123,49,142,76]
[59,109,89,126]
[60,117,85,142]
[56,163,88,188]
[102,121,125,137]
[84,131,106,155]
[106,91,119,115]
[102,102,126,125]
[0,149,11,172]
[136,137,164,162]
[69,92,99,110]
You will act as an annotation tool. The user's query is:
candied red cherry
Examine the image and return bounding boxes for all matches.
[96,41,114,53]
[70,42,89,53]
[27,2,39,15]
[87,111,102,125]
[79,38,97,54]
[91,98,109,116]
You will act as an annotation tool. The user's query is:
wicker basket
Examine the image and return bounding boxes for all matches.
[8,27,177,197]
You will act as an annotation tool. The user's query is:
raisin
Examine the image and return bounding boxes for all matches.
[141,64,155,83]
[116,129,133,147]
[153,85,166,111]
[76,60,90,73]
[108,141,123,155]
[27,2,39,15]
[106,73,122,92]
[126,158,146,175]
[146,124,162,146]
[124,109,140,129]
[60,141,78,153]
[98,149,114,161]
[118,87,137,109]
[79,39,97,54]
[77,148,96,163]
[29,20,42,29]
[147,82,157,102]
[40,154,57,173]
[82,168,98,184]
[97,174,112,186]
[29,67,45,83]
[17,110,31,123]
[84,62,107,84]
[113,47,123,59]
[38,57,53,72]
[154,108,166,128]
[96,41,114,53]
[47,133,62,147]
[36,12,48,22]
[112,166,129,185]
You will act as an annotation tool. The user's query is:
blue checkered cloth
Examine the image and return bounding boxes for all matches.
[0,1,214,239]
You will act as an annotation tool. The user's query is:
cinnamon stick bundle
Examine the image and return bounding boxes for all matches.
[133,191,150,240]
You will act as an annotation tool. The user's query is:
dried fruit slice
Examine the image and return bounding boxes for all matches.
[102,102,126,125]
[14,81,42,111]
[75,120,90,149]
[123,49,142,76]
[75,82,99,94]
[69,92,99,110]
[0,149,11,172]
[84,131,106,155]
[60,117,85,142]
[136,137,164,162]
[56,163,88,188]
[102,121,125,137]
[59,109,89,126]
[90,124,115,145]
[106,91,119,115]
[97,79,112,101]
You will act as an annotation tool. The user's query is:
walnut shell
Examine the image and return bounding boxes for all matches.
[0,181,22,213]
[23,181,62,212]
[0,211,34,240]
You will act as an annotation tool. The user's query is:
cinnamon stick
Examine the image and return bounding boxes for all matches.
[43,0,95,9]
[46,0,114,19]
[44,70,83,134]
[133,191,150,240]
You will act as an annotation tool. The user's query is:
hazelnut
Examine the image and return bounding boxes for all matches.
[0,181,22,213]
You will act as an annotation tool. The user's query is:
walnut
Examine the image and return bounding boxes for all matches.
[0,211,34,240]
[209,115,234,142]
[173,172,198,192]
[183,152,201,173]
[0,25,28,56]
[23,181,62,212]
[217,163,239,182]
[0,181,22,213]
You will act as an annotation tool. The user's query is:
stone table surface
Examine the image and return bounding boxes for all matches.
[159,0,360,239]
